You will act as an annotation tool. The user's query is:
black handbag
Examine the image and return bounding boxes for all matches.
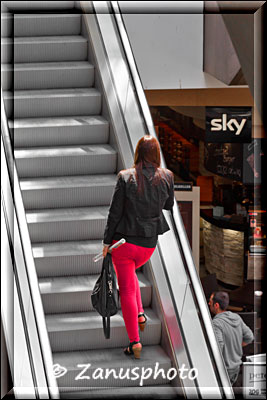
[91,253,119,339]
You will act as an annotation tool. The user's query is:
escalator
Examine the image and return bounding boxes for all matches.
[1,1,234,398]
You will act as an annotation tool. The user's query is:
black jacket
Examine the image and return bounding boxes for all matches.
[103,166,174,245]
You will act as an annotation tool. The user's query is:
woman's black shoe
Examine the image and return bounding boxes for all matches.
[124,341,142,359]
[138,313,147,332]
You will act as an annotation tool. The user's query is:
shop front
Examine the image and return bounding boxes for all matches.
[148,101,265,305]
[148,98,265,366]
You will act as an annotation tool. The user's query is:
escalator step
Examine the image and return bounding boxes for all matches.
[13,14,82,37]
[32,239,104,277]
[39,272,151,314]
[26,206,109,242]
[46,308,160,352]
[20,174,116,209]
[4,88,102,119]
[2,61,95,91]
[3,35,88,64]
[53,345,171,389]
[15,144,116,178]
[10,115,109,148]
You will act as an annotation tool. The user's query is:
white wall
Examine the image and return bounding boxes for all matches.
[120,1,227,89]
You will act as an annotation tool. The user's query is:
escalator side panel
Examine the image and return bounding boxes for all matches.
[81,13,134,171]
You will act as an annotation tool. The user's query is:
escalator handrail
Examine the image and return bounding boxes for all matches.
[1,89,60,399]
[171,206,233,396]
[109,3,234,397]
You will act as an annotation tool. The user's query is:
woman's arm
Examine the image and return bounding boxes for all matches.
[163,171,174,210]
[103,173,125,246]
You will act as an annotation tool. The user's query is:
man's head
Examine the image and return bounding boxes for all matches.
[208,291,229,315]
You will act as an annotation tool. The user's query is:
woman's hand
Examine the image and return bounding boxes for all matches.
[103,245,110,258]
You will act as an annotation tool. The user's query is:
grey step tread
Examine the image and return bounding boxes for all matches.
[32,239,103,259]
[32,240,105,278]
[3,3,76,11]
[15,144,116,160]
[20,174,115,210]
[10,116,109,148]
[39,272,150,295]
[12,13,80,18]
[20,174,117,192]
[4,88,101,119]
[13,14,82,37]
[15,145,116,179]
[53,345,171,371]
[52,345,172,388]
[26,206,109,224]
[12,35,87,44]
[9,115,108,129]
[46,308,161,352]
[2,61,94,72]
[26,206,109,242]
[3,61,94,90]
[53,345,171,388]
[4,33,88,64]
[46,308,158,333]
[39,271,151,314]
[4,87,100,100]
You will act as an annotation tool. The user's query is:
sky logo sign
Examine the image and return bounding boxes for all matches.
[206,107,252,143]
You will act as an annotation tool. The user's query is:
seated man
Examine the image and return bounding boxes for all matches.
[208,291,254,385]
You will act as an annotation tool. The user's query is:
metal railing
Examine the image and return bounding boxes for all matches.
[1,89,59,398]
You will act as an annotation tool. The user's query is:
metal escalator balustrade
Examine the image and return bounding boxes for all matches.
[1,91,60,398]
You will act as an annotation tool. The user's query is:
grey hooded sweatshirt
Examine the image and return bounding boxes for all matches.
[213,311,254,378]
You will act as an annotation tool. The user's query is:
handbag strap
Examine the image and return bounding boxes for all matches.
[106,253,112,274]
[103,316,110,339]
[102,254,115,340]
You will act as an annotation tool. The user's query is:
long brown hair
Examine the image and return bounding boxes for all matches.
[133,135,164,193]
[134,135,161,167]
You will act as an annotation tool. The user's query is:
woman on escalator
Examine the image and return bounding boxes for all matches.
[102,135,174,359]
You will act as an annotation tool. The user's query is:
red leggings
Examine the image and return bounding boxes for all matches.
[111,241,155,343]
